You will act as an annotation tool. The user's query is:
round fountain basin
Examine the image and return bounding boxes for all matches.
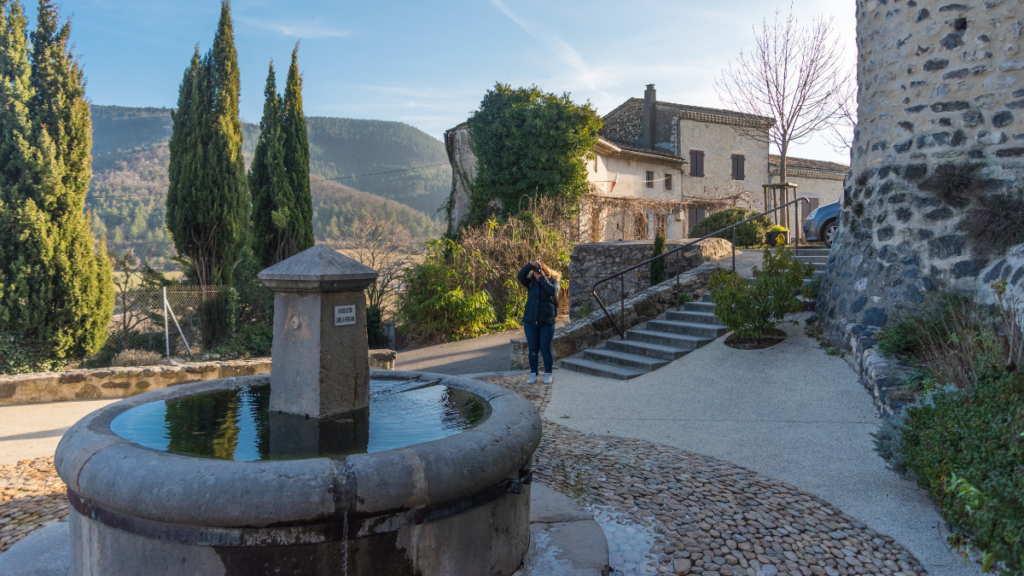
[109,378,488,460]
[55,370,541,576]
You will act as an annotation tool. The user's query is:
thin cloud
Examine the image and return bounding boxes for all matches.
[240,17,349,39]
[487,0,606,95]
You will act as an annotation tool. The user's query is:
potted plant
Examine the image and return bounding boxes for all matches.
[766,225,788,247]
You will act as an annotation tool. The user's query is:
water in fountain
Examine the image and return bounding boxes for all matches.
[110,378,487,461]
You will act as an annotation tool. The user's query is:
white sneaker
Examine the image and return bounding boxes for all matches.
[526,373,538,384]
[544,373,553,384]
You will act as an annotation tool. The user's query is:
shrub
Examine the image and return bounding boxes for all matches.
[709,245,812,341]
[803,276,823,300]
[397,239,498,342]
[111,349,163,367]
[366,305,390,349]
[650,228,667,286]
[690,208,771,247]
[918,161,985,203]
[901,372,1024,574]
[958,192,1024,257]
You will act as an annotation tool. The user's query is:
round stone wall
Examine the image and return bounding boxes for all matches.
[819,0,1024,343]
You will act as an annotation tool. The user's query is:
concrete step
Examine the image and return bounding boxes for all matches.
[646,319,727,339]
[701,293,713,303]
[583,348,669,371]
[606,338,691,361]
[627,329,712,350]
[683,301,716,313]
[664,310,722,325]
[794,256,828,264]
[793,248,830,256]
[560,358,645,380]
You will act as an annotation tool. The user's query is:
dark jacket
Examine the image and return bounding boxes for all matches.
[518,263,560,326]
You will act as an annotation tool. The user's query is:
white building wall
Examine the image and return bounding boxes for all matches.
[676,119,770,211]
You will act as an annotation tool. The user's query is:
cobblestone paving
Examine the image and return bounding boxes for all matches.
[0,457,68,553]
[482,375,928,576]
[0,376,929,576]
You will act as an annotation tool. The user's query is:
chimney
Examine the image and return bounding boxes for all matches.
[640,84,657,149]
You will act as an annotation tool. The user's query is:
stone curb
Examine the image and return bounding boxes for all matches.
[0,351,397,406]
[54,370,541,529]
[843,323,917,418]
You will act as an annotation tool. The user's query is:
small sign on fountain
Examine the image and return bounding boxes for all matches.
[257,244,378,418]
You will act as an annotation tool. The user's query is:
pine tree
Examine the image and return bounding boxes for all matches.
[282,44,313,253]
[0,0,113,372]
[166,0,249,287]
[249,60,294,268]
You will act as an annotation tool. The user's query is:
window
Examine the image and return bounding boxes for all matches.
[687,206,708,235]
[645,171,654,188]
[689,150,705,177]
[731,154,746,180]
[664,173,672,190]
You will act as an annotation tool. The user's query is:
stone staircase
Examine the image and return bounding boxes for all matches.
[560,294,727,380]
[794,246,829,286]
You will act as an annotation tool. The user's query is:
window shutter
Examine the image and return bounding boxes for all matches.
[698,151,705,177]
[690,151,705,177]
[739,155,745,180]
[665,173,672,190]
[646,171,654,188]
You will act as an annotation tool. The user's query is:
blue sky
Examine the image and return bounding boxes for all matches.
[50,0,855,164]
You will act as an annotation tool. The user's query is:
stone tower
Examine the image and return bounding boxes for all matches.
[819,0,1024,344]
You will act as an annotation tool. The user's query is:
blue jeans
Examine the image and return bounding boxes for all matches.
[523,323,554,374]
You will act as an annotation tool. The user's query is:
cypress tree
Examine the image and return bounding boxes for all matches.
[281,43,313,254]
[249,61,294,268]
[166,0,249,287]
[0,0,113,372]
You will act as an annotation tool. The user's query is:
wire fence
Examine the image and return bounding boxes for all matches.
[94,286,241,364]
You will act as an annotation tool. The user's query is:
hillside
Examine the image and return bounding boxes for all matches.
[86,105,447,268]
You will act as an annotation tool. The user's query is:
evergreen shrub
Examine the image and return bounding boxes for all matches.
[901,372,1024,574]
[366,305,390,349]
[650,228,667,286]
[689,208,772,247]
[709,245,811,341]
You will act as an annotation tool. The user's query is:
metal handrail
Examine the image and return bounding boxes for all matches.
[590,197,812,339]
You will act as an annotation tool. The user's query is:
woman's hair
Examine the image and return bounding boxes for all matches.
[537,262,561,282]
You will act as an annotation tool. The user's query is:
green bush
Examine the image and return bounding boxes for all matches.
[366,305,390,349]
[650,228,667,286]
[689,208,772,247]
[216,324,273,358]
[902,372,1024,574]
[397,239,498,342]
[803,276,823,300]
[709,245,812,341]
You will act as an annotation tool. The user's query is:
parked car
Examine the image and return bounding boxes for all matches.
[802,201,840,247]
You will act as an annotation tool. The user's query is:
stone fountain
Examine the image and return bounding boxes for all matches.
[54,245,542,575]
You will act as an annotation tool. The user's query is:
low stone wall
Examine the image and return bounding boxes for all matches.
[0,350,398,406]
[568,238,731,320]
[512,263,720,370]
[840,323,916,418]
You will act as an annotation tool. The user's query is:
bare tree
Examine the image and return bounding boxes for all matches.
[715,5,849,182]
[827,73,858,156]
[347,213,414,313]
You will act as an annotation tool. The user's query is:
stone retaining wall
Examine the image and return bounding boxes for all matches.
[569,238,731,320]
[512,263,720,370]
[0,350,397,406]
[840,323,917,418]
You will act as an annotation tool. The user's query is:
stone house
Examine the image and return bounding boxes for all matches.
[444,84,848,240]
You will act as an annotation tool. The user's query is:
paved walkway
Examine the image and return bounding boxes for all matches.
[0,400,116,466]
[546,315,978,576]
[395,329,523,374]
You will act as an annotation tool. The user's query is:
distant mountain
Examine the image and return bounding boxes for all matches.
[86,105,446,268]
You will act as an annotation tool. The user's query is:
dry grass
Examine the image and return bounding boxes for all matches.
[958,192,1024,257]
[110,349,163,367]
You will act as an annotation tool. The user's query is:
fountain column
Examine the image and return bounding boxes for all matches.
[258,244,377,418]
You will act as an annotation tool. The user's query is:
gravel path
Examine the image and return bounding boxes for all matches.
[482,375,928,576]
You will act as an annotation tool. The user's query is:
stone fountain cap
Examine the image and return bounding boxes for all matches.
[257,244,378,293]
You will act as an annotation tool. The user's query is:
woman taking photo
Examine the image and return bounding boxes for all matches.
[517,260,561,384]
